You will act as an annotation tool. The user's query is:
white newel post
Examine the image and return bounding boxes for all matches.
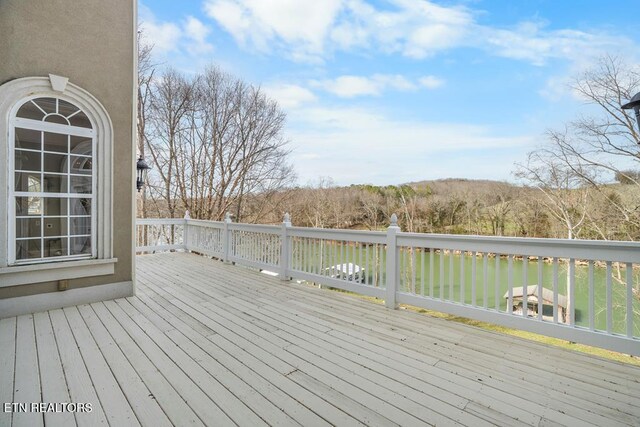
[386,213,400,309]
[280,213,292,281]
[183,211,191,251]
[223,212,232,264]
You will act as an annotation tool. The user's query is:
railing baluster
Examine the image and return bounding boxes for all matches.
[522,256,528,318]
[569,258,575,326]
[439,249,444,300]
[588,260,595,331]
[353,243,358,284]
[379,244,384,288]
[421,248,426,297]
[494,254,500,310]
[507,255,513,314]
[428,248,434,298]
[537,257,543,321]
[626,262,633,338]
[606,261,612,333]
[553,257,559,323]
[483,253,488,309]
[400,247,405,292]
[471,251,477,306]
[460,251,465,304]
[411,247,417,294]
[365,243,370,286]
[449,250,454,301]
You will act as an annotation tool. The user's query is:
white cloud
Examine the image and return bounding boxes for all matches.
[139,4,215,64]
[203,0,634,68]
[287,106,534,184]
[139,19,182,53]
[204,0,343,61]
[184,16,214,54]
[479,22,632,67]
[316,75,382,97]
[262,84,317,109]
[313,74,443,97]
[418,75,445,89]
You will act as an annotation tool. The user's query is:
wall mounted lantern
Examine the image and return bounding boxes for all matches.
[136,156,151,192]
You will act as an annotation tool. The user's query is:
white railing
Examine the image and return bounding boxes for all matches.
[136,213,640,356]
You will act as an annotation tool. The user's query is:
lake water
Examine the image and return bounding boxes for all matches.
[292,241,640,337]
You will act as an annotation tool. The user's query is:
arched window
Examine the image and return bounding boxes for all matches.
[0,75,114,277]
[10,97,95,263]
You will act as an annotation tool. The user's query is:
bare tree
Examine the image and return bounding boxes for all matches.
[141,66,294,221]
[136,29,157,218]
[515,150,590,239]
[540,55,640,239]
[145,68,195,218]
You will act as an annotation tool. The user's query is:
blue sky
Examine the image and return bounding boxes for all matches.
[139,0,640,186]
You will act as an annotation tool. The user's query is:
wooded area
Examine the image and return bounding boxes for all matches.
[137,37,639,241]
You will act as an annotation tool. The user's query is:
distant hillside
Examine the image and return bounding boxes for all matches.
[405,178,521,195]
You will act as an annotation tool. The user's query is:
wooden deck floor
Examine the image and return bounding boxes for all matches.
[2,252,640,426]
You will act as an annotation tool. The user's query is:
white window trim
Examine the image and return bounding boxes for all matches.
[0,75,114,286]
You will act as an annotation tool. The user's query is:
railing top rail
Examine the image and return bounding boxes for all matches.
[397,232,640,263]
[186,219,224,228]
[136,218,186,225]
[289,226,387,244]
[228,223,280,233]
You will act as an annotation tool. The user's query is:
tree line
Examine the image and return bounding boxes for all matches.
[138,37,639,241]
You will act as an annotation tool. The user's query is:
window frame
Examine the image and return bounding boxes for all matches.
[8,98,98,264]
[0,75,115,286]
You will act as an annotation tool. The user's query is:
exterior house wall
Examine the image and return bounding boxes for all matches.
[0,0,136,314]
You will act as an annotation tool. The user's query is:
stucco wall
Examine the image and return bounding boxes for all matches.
[0,0,135,298]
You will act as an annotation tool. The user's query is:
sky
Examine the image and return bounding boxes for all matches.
[139,0,640,186]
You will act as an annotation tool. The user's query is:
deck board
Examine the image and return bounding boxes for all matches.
[3,252,640,426]
[33,312,76,427]
[13,315,43,427]
[0,317,17,427]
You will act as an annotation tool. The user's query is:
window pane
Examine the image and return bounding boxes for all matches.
[70,217,91,235]
[68,112,92,129]
[16,101,45,121]
[43,132,67,153]
[15,150,41,171]
[44,217,68,237]
[70,237,91,255]
[44,114,69,125]
[70,156,92,175]
[44,153,67,173]
[15,197,42,216]
[43,174,67,193]
[14,172,41,192]
[16,239,41,260]
[70,198,91,215]
[58,99,79,118]
[43,198,68,216]
[15,128,41,150]
[44,238,68,258]
[34,98,57,115]
[70,176,92,193]
[70,136,92,154]
[16,218,41,238]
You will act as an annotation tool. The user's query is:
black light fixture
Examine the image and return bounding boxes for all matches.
[621,91,640,137]
[136,156,151,192]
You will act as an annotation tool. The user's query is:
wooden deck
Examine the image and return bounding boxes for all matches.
[2,252,640,426]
